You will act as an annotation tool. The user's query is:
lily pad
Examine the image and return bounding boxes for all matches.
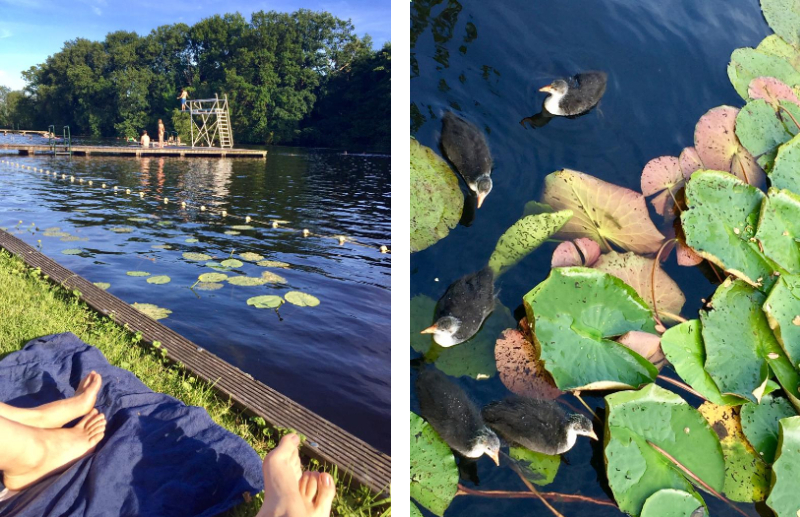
[411,295,437,356]
[127,217,149,223]
[681,170,774,289]
[260,271,287,283]
[641,156,684,216]
[224,230,241,236]
[220,259,243,268]
[240,252,264,262]
[199,272,228,283]
[183,252,213,261]
[764,274,800,370]
[755,188,800,274]
[761,0,800,48]
[728,47,800,100]
[766,416,800,517]
[410,138,465,253]
[769,132,800,194]
[661,320,745,406]
[131,302,171,320]
[257,260,290,268]
[694,106,765,186]
[604,384,724,517]
[756,34,800,70]
[701,279,777,403]
[735,98,793,170]
[748,76,800,107]
[284,291,320,307]
[640,489,705,517]
[616,331,665,369]
[487,210,572,276]
[523,267,658,391]
[230,225,254,230]
[741,394,797,464]
[146,275,171,285]
[156,220,173,227]
[551,238,601,268]
[679,147,704,179]
[509,447,559,487]
[185,238,199,243]
[93,282,110,290]
[126,271,150,277]
[495,328,561,400]
[410,503,423,517]
[227,276,268,286]
[195,282,224,291]
[43,230,70,238]
[151,244,173,250]
[247,295,284,309]
[61,248,82,255]
[109,226,134,233]
[410,411,459,517]
[541,170,665,254]
[594,251,686,324]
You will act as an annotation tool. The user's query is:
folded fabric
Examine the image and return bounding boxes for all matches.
[0,333,263,517]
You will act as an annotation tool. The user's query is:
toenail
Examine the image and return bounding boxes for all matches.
[322,474,332,486]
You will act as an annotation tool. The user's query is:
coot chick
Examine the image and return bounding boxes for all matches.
[440,112,494,208]
[482,396,597,455]
[539,72,607,117]
[417,368,501,465]
[421,267,495,347]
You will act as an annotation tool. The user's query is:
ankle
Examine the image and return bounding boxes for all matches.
[4,428,48,477]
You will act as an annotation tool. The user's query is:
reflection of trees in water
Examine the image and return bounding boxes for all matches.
[177,159,234,207]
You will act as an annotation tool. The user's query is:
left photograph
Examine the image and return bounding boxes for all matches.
[0,2,390,516]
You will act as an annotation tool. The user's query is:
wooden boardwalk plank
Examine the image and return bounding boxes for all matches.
[0,229,390,494]
[0,144,266,158]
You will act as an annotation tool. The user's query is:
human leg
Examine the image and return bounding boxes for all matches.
[0,372,101,428]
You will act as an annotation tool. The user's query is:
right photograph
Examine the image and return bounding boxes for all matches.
[410,1,800,516]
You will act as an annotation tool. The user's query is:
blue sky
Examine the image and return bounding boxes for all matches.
[0,0,391,90]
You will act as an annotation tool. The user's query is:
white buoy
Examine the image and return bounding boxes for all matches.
[338,235,347,245]
[303,229,310,237]
[70,176,75,183]
[102,183,107,189]
[200,205,206,211]
[114,186,118,191]
[139,192,145,198]
[181,201,186,208]
[221,210,227,217]
[380,245,388,253]
[61,174,66,179]
[88,180,93,186]
[245,216,251,223]
[79,178,84,184]
[272,221,278,228]
[126,188,131,195]
[164,197,169,205]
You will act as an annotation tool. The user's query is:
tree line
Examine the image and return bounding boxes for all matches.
[0,10,390,151]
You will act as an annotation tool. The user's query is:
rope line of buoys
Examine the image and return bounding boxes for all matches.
[0,158,390,254]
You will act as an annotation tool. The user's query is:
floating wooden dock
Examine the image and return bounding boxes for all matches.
[0,229,389,495]
[0,144,266,158]
[1,129,51,138]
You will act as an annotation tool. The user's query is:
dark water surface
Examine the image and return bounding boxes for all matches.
[0,141,390,453]
[412,0,771,515]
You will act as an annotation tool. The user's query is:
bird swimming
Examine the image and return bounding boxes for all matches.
[416,368,501,465]
[421,266,495,347]
[481,396,598,455]
[539,71,608,117]
[440,112,494,208]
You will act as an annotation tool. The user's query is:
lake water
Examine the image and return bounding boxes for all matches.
[411,0,771,515]
[0,138,391,453]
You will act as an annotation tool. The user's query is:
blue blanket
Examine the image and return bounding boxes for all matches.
[0,333,264,517]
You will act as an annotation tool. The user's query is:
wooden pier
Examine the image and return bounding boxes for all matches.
[1,129,52,138]
[0,143,267,158]
[0,229,389,495]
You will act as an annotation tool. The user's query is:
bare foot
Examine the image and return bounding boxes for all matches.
[2,409,106,490]
[0,372,102,429]
[256,433,334,517]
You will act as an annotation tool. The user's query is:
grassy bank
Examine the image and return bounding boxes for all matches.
[0,249,389,517]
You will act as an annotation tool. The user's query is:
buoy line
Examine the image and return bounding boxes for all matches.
[0,158,390,254]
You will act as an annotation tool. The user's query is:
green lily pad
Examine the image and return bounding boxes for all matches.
[224,230,241,236]
[126,271,150,277]
[183,252,213,261]
[765,274,800,367]
[151,244,173,250]
[260,271,287,283]
[198,272,228,283]
[44,227,60,232]
[195,282,224,291]
[755,188,800,274]
[487,210,572,276]
[766,416,800,517]
[93,282,110,290]
[769,132,800,194]
[185,238,199,243]
[735,99,793,170]
[640,489,705,517]
[257,260,290,268]
[681,170,774,289]
[61,248,82,255]
[220,259,243,268]
[230,225,254,230]
[728,47,800,100]
[757,33,800,70]
[146,275,171,284]
[661,320,745,406]
[410,411,458,516]
[156,220,173,227]
[227,276,268,286]
[605,384,724,517]
[60,235,83,242]
[239,252,264,262]
[410,138,464,253]
[761,0,800,48]
[540,170,665,254]
[410,502,423,517]
[411,295,437,356]
[127,217,149,223]
[509,447,559,487]
[741,394,797,464]
[131,302,171,320]
[43,231,70,237]
[284,291,320,307]
[109,226,134,233]
[247,295,284,309]
[523,267,658,391]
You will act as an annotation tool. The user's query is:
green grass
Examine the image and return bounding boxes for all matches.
[0,249,390,517]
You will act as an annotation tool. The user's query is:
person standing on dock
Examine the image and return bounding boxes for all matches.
[140,130,150,148]
[178,89,188,111]
[158,119,165,148]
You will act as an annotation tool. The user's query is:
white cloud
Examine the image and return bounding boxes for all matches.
[0,70,27,90]
[93,5,101,15]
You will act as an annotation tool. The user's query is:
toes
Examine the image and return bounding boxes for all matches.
[299,472,310,497]
[275,433,300,457]
[86,416,106,434]
[304,472,318,501]
[314,473,336,515]
[84,411,105,429]
[77,408,98,427]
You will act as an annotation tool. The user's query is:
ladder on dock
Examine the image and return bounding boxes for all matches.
[188,94,234,149]
[48,125,72,155]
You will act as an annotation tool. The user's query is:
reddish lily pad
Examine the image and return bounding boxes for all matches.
[694,106,765,187]
[551,238,601,268]
[641,156,684,216]
[495,328,562,400]
[748,76,800,108]
[616,331,666,369]
[679,147,704,179]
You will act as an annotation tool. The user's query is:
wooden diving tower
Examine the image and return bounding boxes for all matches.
[187,94,233,149]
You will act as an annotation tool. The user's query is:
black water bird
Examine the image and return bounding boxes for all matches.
[416,368,501,465]
[440,112,494,208]
[539,71,607,117]
[482,396,598,455]
[421,267,495,347]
